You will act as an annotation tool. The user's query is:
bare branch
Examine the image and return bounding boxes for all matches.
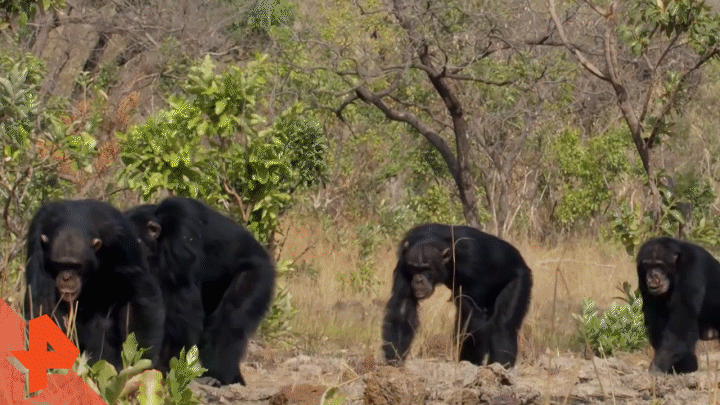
[602,1,646,169]
[332,92,360,122]
[383,63,520,86]
[647,47,720,146]
[354,86,459,176]
[443,72,518,86]
[387,94,453,131]
[581,0,609,17]
[505,111,538,175]
[353,0,386,15]
[220,161,249,222]
[639,32,681,123]
[654,32,682,71]
[547,0,608,80]
[1,167,31,237]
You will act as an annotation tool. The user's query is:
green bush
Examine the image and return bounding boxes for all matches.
[546,126,632,227]
[610,181,720,254]
[259,258,298,340]
[247,0,295,31]
[118,54,327,245]
[0,50,93,293]
[337,261,383,296]
[573,282,648,356]
[407,184,464,225]
[76,334,205,405]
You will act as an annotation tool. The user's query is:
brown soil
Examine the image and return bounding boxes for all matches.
[189,348,720,404]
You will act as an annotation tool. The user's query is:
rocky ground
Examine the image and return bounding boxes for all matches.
[189,346,720,405]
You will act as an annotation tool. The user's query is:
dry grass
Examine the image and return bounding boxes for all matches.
[1,211,640,364]
[276,216,638,362]
[274,218,394,355]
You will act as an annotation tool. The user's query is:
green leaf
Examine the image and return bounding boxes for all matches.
[322,387,346,405]
[137,370,163,405]
[668,209,686,224]
[169,154,181,168]
[218,115,231,130]
[215,99,228,115]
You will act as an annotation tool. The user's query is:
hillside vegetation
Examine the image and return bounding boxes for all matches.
[2,0,720,403]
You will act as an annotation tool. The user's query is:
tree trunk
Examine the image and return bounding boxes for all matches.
[450,100,480,228]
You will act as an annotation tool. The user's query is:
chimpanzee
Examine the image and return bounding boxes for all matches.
[637,236,720,374]
[24,199,165,369]
[124,203,205,376]
[125,197,276,386]
[381,223,533,368]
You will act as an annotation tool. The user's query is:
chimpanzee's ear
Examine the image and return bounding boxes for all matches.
[669,241,682,266]
[442,247,453,263]
[147,221,162,240]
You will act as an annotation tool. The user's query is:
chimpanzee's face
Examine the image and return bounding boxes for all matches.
[641,261,673,296]
[402,240,452,300]
[40,226,102,302]
[637,240,679,296]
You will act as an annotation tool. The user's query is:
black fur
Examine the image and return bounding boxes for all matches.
[24,199,165,369]
[125,203,204,376]
[637,237,720,374]
[381,223,532,367]
[126,197,276,386]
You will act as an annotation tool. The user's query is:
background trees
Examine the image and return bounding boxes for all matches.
[2,0,720,375]
[2,0,720,272]
[277,0,564,236]
[548,0,720,231]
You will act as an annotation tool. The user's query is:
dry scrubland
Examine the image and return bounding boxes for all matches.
[7,212,720,403]
[277,216,638,358]
[185,216,720,404]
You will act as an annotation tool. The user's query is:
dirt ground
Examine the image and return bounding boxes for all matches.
[189,344,720,405]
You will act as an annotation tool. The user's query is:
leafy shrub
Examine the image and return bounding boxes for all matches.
[546,126,632,227]
[76,334,206,405]
[259,258,298,340]
[407,184,464,225]
[1,0,66,30]
[0,50,93,291]
[118,54,326,245]
[337,261,383,296]
[610,199,657,255]
[611,182,720,254]
[672,171,716,213]
[162,347,207,405]
[572,282,648,356]
[247,0,295,31]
